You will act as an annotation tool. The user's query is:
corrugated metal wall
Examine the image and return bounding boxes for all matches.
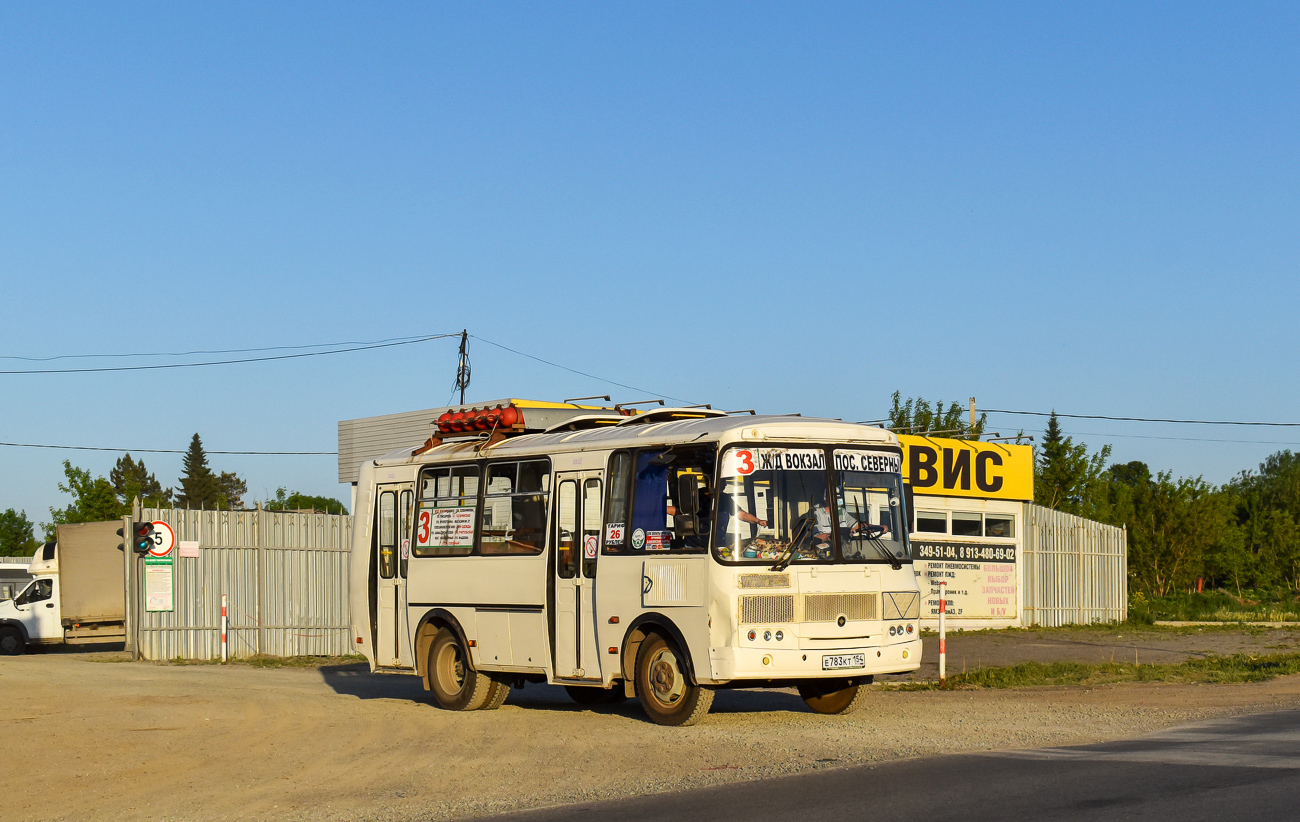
[135,507,354,660]
[1022,504,1127,627]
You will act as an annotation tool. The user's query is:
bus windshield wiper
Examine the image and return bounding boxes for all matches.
[771,517,812,572]
[860,529,902,570]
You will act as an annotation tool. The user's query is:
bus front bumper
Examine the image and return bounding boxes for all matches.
[707,638,922,683]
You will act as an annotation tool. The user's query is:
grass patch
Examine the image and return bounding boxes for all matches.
[892,652,1300,690]
[1132,590,1300,624]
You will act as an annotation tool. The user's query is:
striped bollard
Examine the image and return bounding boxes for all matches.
[938,581,947,684]
[221,593,228,663]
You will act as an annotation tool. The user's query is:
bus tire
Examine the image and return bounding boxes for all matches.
[635,633,713,726]
[427,628,495,711]
[0,626,23,656]
[798,678,869,715]
[481,677,510,711]
[565,685,626,706]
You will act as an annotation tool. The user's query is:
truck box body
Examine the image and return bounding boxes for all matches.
[50,521,125,625]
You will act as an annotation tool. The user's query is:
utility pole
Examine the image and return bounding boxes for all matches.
[969,397,976,433]
[454,329,471,405]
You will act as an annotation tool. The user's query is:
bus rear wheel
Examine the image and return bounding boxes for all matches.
[635,634,713,726]
[428,628,495,711]
[798,677,870,715]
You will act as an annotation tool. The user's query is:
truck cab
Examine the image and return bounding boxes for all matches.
[0,575,62,653]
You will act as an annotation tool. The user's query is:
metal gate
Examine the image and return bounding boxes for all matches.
[133,506,353,660]
[1022,504,1127,627]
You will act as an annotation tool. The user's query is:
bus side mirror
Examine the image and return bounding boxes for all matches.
[676,475,698,515]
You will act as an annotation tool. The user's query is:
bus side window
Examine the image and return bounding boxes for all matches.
[556,480,578,578]
[398,490,413,577]
[603,452,631,554]
[582,478,601,577]
[479,459,550,555]
[413,465,480,557]
[378,490,397,579]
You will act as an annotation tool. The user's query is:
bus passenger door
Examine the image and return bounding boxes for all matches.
[375,483,416,669]
[552,471,603,681]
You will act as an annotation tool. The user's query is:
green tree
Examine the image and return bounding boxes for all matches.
[0,509,39,556]
[175,434,248,509]
[886,391,987,439]
[264,488,349,515]
[46,461,127,538]
[110,453,172,507]
[175,434,220,508]
[1034,411,1112,517]
[215,471,248,510]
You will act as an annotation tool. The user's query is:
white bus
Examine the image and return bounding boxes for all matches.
[349,402,922,726]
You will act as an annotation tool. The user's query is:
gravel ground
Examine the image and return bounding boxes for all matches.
[4,628,1300,822]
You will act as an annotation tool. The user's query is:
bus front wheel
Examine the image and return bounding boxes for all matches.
[428,628,496,711]
[635,633,713,726]
[798,678,870,715]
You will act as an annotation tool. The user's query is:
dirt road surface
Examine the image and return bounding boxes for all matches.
[4,628,1300,822]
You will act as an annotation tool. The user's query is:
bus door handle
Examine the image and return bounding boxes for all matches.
[574,576,583,587]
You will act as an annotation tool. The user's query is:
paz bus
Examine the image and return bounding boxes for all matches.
[348,400,922,726]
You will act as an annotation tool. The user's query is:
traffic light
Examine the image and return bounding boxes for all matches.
[131,521,156,555]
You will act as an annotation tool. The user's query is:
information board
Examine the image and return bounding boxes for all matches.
[913,540,1017,619]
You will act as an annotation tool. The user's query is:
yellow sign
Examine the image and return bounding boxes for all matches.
[897,435,1033,501]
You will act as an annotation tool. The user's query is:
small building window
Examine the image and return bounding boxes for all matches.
[952,512,983,537]
[916,511,947,533]
[985,515,1015,538]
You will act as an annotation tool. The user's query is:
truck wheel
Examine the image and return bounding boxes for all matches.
[798,678,870,715]
[565,685,626,706]
[635,633,713,726]
[0,626,24,656]
[427,628,494,711]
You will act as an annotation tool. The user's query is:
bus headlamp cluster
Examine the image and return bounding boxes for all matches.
[888,624,915,637]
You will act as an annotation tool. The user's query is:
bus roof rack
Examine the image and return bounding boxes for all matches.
[543,414,626,433]
[615,407,729,426]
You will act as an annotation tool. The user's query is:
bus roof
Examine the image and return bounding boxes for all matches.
[368,414,898,469]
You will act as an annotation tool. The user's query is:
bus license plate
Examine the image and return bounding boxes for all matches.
[822,653,866,671]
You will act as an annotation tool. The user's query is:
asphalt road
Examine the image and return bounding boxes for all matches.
[478,709,1300,822]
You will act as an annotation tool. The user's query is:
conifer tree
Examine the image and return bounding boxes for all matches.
[175,434,220,508]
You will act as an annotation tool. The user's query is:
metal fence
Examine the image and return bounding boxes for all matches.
[134,507,354,660]
[1022,503,1127,627]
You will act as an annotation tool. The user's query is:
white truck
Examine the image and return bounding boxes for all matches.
[0,521,127,655]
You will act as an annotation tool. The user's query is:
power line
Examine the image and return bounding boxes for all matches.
[0,442,334,455]
[985,409,1300,428]
[470,334,696,405]
[0,334,459,375]
[0,333,442,362]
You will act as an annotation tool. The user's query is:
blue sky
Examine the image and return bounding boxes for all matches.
[2,3,1297,529]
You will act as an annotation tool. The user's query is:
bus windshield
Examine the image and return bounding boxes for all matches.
[714,445,910,565]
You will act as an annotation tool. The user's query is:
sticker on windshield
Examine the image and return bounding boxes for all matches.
[630,528,646,550]
[722,448,826,477]
[834,450,902,474]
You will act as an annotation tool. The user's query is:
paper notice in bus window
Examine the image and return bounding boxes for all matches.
[415,505,476,549]
[721,448,825,477]
[644,531,671,551]
[605,523,625,545]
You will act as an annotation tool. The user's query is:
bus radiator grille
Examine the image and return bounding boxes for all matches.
[739,595,795,625]
[802,593,879,623]
[738,573,790,589]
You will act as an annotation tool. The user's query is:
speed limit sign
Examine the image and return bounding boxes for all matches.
[147,521,176,557]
